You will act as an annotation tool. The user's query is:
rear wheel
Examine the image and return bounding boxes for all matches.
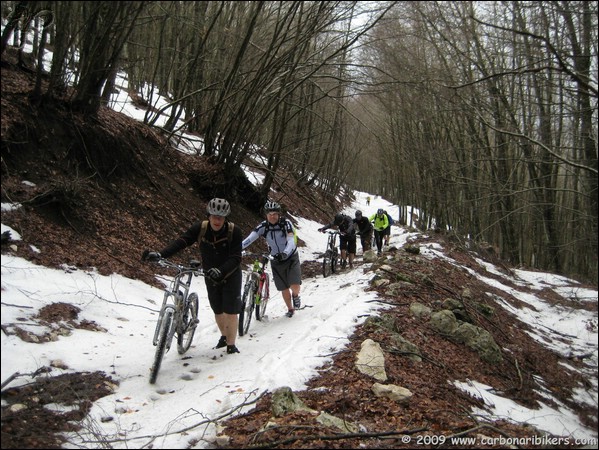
[256,276,270,321]
[150,308,174,384]
[177,293,199,354]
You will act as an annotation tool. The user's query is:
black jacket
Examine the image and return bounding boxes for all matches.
[159,221,242,278]
[353,216,373,235]
[322,214,355,236]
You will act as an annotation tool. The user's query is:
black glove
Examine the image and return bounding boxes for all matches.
[274,252,286,262]
[318,227,325,233]
[206,267,222,281]
[142,250,161,262]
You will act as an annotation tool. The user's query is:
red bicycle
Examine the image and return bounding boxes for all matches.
[238,253,272,336]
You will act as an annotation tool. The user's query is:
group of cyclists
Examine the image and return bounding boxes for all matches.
[318,208,393,265]
[142,198,393,355]
[142,198,301,355]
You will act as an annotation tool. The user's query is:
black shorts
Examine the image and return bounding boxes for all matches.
[205,269,242,315]
[339,234,357,254]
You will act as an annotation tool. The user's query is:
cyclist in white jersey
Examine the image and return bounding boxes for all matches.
[242,200,302,318]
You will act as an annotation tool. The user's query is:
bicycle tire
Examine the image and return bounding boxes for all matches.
[331,251,339,274]
[150,308,174,384]
[238,280,255,336]
[323,250,332,277]
[177,292,199,354]
[256,276,270,321]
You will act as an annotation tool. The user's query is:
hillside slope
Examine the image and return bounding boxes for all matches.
[1,57,597,449]
[1,57,336,287]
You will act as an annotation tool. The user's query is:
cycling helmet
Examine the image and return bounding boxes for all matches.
[207,198,231,217]
[355,210,362,218]
[334,213,344,225]
[264,200,281,212]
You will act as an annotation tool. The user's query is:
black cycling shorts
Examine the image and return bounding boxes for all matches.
[205,269,242,315]
[339,234,357,254]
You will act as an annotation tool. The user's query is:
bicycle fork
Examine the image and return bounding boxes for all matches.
[153,304,176,350]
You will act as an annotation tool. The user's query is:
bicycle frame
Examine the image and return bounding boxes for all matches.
[149,259,203,384]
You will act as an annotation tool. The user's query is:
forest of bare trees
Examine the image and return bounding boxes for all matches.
[1,1,596,283]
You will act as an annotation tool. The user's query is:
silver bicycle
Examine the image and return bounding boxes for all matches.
[147,258,203,384]
[323,231,340,277]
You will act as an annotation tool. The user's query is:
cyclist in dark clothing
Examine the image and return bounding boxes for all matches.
[318,213,356,269]
[142,198,243,355]
[353,210,373,252]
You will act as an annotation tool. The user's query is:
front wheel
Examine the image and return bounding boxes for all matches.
[323,250,332,277]
[150,308,174,384]
[255,276,270,321]
[331,250,339,274]
[177,293,199,354]
[238,282,256,337]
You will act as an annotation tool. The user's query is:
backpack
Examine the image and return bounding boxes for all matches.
[198,220,235,244]
[385,212,394,226]
[262,219,298,245]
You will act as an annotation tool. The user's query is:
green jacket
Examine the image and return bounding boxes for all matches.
[369,213,389,231]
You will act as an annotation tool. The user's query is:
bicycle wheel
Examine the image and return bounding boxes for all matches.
[238,281,255,336]
[331,250,339,274]
[150,308,174,384]
[323,250,332,277]
[255,276,270,321]
[177,293,199,354]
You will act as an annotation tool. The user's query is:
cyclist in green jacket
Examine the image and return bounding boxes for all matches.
[369,208,389,256]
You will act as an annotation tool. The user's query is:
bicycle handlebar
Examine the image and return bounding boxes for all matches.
[242,251,274,261]
[153,258,204,275]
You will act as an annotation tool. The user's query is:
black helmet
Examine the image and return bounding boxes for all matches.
[355,210,362,218]
[377,208,384,215]
[264,200,281,212]
[207,198,231,216]
[334,213,344,225]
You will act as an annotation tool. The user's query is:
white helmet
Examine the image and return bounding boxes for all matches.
[264,200,281,212]
[207,198,231,216]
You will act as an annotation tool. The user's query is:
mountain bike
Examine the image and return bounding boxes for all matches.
[147,258,203,384]
[238,253,272,337]
[323,231,340,278]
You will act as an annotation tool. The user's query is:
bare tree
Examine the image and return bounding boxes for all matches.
[355,1,597,282]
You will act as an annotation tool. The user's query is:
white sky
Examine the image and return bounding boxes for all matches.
[1,53,598,448]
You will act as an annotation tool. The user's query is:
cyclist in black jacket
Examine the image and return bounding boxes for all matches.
[353,210,373,252]
[318,213,356,269]
[142,198,243,355]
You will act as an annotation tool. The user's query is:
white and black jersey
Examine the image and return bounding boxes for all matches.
[242,218,297,260]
